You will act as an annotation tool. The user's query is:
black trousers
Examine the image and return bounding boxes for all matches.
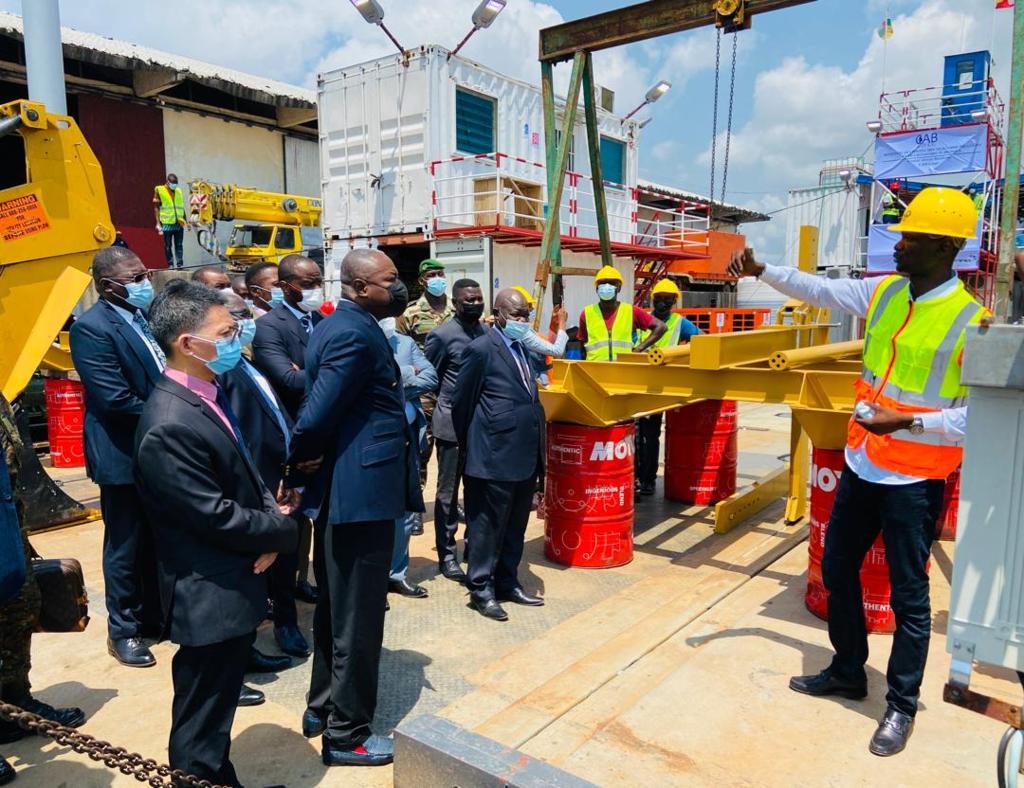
[464,473,534,603]
[99,484,159,640]
[433,439,463,565]
[822,465,944,718]
[267,517,299,628]
[635,413,663,487]
[163,225,184,268]
[169,631,253,788]
[308,516,394,747]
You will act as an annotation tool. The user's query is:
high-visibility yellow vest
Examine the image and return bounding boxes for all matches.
[639,312,682,348]
[584,302,633,360]
[156,185,185,226]
[847,274,986,479]
[881,205,900,220]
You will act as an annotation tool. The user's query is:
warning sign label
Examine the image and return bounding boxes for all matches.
[0,193,50,242]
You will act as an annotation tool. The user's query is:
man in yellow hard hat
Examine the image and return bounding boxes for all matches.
[576,265,666,360]
[728,186,986,758]
[635,278,701,495]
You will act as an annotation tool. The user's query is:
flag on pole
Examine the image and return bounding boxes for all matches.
[877,18,894,40]
[996,0,1015,10]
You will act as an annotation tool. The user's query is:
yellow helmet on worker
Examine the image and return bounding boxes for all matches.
[651,278,681,300]
[594,265,623,286]
[513,285,535,306]
[888,187,978,239]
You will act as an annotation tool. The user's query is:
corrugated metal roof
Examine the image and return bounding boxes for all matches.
[638,178,770,224]
[0,11,314,108]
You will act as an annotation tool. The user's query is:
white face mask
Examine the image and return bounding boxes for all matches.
[299,289,325,312]
[378,317,397,338]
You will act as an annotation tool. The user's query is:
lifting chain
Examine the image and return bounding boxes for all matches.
[0,702,226,788]
[721,31,738,205]
[709,27,722,203]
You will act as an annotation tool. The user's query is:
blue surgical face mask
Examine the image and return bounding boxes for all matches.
[268,287,285,307]
[425,276,447,297]
[190,334,242,374]
[237,318,257,347]
[597,283,617,301]
[167,182,178,191]
[501,318,532,342]
[124,279,155,310]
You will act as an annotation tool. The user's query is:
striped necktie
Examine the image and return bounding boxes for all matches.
[133,311,166,367]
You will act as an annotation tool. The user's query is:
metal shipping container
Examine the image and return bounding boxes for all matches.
[783,183,870,272]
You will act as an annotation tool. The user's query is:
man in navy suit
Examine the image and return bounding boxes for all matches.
[70,247,163,667]
[289,248,423,767]
[452,288,546,622]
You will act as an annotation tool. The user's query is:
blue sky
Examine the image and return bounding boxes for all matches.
[0,0,1013,260]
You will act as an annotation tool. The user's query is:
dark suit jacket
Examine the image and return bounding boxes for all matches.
[133,376,297,647]
[424,317,486,443]
[219,359,294,495]
[451,329,545,483]
[70,299,162,486]
[251,304,323,419]
[289,300,424,525]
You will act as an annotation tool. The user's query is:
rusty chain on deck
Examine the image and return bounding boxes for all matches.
[0,702,226,787]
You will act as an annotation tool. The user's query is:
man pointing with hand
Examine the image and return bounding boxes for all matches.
[727,187,986,757]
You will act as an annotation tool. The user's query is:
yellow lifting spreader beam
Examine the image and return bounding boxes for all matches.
[0,100,114,401]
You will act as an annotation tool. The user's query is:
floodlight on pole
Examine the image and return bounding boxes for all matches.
[349,0,407,58]
[450,0,507,59]
[624,80,671,120]
[866,119,883,134]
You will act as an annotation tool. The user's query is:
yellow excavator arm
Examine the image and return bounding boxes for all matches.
[187,180,322,228]
[0,99,114,401]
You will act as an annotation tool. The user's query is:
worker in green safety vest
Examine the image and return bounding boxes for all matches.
[634,278,701,496]
[153,173,189,269]
[881,194,901,225]
[576,265,666,360]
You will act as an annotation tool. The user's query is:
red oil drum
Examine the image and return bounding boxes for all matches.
[544,422,634,568]
[663,400,738,505]
[44,378,85,469]
[936,470,960,541]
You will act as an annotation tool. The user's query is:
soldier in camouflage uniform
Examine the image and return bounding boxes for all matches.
[0,393,85,766]
[397,259,455,493]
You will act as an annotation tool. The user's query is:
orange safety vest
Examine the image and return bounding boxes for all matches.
[847,274,986,479]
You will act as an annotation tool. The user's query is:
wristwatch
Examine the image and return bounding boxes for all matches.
[908,416,925,435]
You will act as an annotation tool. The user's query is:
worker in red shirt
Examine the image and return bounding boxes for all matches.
[577,266,666,360]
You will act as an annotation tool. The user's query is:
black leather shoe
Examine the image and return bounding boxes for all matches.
[497,587,544,606]
[0,756,13,785]
[410,520,424,535]
[322,734,394,766]
[789,668,867,699]
[440,559,467,583]
[237,685,265,707]
[107,637,156,668]
[247,647,291,673]
[302,709,326,738]
[295,581,319,604]
[869,709,914,756]
[639,481,656,496]
[389,579,428,598]
[275,625,311,658]
[456,505,466,523]
[472,598,509,621]
[0,698,85,743]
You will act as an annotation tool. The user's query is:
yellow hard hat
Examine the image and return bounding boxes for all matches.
[594,265,623,285]
[513,285,535,306]
[651,278,681,299]
[888,187,978,240]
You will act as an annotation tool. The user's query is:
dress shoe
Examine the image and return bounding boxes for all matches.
[639,481,656,496]
[107,637,156,668]
[237,685,265,707]
[869,708,914,756]
[295,580,319,604]
[388,579,428,598]
[789,668,867,700]
[275,625,312,658]
[302,708,326,738]
[472,598,509,621]
[440,559,467,583]
[246,647,291,673]
[497,587,544,606]
[456,504,466,523]
[0,756,13,785]
[410,520,424,536]
[322,734,394,767]
[0,697,85,744]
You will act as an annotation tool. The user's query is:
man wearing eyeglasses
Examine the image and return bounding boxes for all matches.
[70,247,165,669]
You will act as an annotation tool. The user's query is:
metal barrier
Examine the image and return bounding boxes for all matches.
[676,308,770,335]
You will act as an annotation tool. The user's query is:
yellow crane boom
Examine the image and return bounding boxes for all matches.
[187,180,322,227]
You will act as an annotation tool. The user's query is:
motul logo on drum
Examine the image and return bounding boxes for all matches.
[811,463,842,494]
[590,436,634,462]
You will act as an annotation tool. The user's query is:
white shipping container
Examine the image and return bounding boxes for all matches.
[317,45,639,244]
[783,184,870,271]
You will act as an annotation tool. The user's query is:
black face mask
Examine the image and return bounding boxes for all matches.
[386,280,409,316]
[458,303,485,322]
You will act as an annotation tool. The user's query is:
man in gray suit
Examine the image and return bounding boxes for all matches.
[380,314,438,599]
[423,279,486,582]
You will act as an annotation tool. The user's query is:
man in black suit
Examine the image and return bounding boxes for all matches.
[452,288,546,622]
[218,290,310,659]
[135,281,297,787]
[290,248,423,767]
[70,247,163,668]
[424,280,486,582]
[251,254,322,604]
